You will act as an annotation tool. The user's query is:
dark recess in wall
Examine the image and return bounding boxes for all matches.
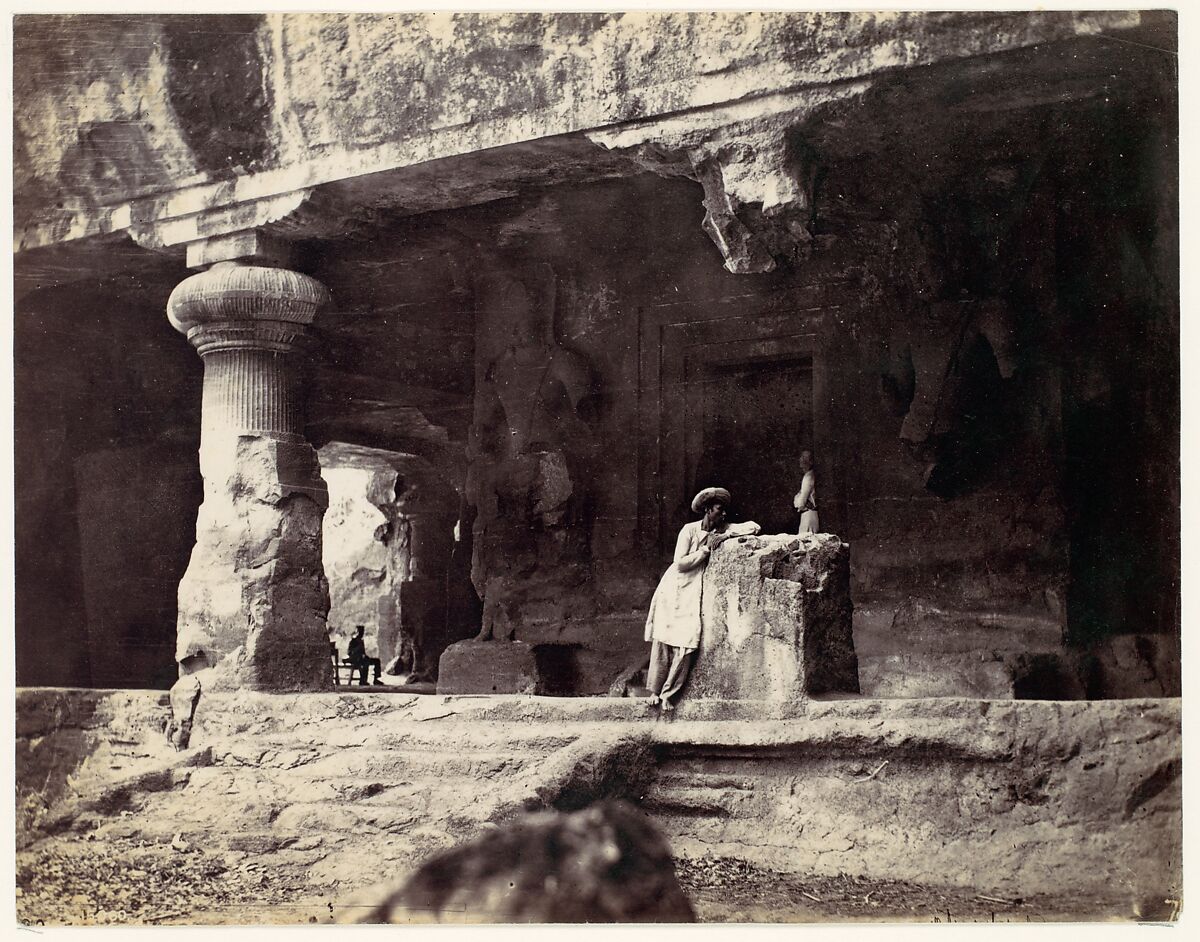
[162,13,274,175]
[14,273,203,689]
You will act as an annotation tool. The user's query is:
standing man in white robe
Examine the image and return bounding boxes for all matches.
[793,449,819,534]
[643,487,760,712]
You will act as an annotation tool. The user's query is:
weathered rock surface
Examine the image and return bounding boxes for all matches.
[690,533,858,701]
[164,675,202,751]
[16,689,179,843]
[858,652,1016,700]
[365,801,695,923]
[321,464,408,668]
[852,598,1068,698]
[175,435,332,692]
[437,640,541,695]
[15,688,1181,923]
[1087,633,1181,698]
[852,600,1181,700]
[15,12,1149,248]
[590,117,826,275]
[648,697,1182,909]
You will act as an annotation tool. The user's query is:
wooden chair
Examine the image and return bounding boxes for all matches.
[329,642,360,686]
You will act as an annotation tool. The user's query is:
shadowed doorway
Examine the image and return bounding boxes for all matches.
[692,356,814,536]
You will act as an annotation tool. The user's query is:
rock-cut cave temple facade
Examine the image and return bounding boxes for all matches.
[13,11,1179,700]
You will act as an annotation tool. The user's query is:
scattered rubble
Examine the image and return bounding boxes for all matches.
[674,855,1161,923]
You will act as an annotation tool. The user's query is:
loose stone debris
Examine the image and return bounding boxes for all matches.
[674,857,1164,924]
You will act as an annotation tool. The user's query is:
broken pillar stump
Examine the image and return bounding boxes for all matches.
[690,532,859,700]
[164,674,202,750]
[436,639,542,695]
[175,435,332,691]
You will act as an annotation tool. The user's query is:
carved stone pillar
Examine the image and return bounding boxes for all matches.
[398,504,458,680]
[168,259,333,691]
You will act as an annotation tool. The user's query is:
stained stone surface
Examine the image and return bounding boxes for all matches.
[437,640,541,695]
[175,435,332,692]
[858,653,1015,700]
[15,12,1148,244]
[689,533,858,701]
[321,465,407,667]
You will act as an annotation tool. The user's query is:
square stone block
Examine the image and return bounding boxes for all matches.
[436,640,542,695]
[688,533,859,701]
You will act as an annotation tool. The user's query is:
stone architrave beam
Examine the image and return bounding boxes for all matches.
[167,244,334,691]
[130,188,315,253]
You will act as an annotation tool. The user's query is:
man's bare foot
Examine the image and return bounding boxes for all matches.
[649,694,660,707]
[660,699,675,713]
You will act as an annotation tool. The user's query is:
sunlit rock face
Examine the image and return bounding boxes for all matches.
[321,465,407,670]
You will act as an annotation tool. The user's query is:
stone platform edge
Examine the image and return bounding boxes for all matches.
[16,685,1181,737]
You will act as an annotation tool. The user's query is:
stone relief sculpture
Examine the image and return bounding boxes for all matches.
[879,216,1021,497]
[467,258,600,644]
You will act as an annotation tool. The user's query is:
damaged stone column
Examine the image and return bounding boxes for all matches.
[167,243,333,691]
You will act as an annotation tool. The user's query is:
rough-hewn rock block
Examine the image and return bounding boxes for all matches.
[175,435,332,692]
[690,532,858,701]
[436,640,541,695]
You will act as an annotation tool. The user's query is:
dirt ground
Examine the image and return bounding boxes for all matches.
[673,855,1161,924]
[16,836,331,927]
[16,836,1162,927]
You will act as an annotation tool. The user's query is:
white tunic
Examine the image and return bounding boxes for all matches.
[644,520,760,650]
[794,470,819,534]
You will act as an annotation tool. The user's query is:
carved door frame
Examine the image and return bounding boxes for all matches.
[638,306,836,556]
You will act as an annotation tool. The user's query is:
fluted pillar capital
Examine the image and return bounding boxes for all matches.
[167,260,331,353]
[184,322,318,359]
[167,259,332,440]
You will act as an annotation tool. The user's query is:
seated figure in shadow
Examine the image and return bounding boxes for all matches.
[347,625,384,686]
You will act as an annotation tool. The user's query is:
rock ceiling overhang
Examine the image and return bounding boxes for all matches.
[14,12,1170,279]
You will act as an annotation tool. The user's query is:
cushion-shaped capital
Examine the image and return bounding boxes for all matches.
[168,262,331,335]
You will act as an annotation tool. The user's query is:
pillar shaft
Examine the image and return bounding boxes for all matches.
[198,343,307,439]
